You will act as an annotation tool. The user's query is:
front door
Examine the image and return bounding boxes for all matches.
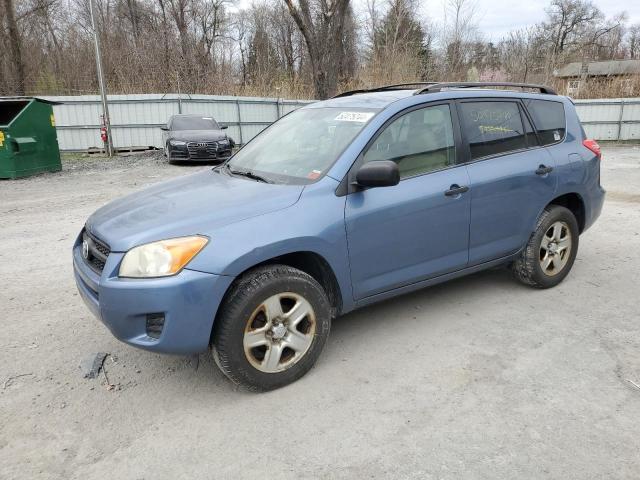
[345,103,471,300]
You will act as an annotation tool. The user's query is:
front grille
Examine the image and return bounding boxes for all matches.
[187,141,230,159]
[82,230,111,274]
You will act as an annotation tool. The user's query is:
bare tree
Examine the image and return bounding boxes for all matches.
[500,27,541,83]
[363,0,429,84]
[2,0,26,94]
[628,24,640,59]
[1,0,638,99]
[441,0,479,80]
[542,0,602,80]
[283,0,351,98]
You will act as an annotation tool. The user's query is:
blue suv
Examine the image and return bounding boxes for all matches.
[73,82,605,391]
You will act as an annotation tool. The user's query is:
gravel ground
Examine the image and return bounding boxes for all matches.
[1,146,639,479]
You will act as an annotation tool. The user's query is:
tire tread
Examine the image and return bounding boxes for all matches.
[212,264,330,392]
[512,205,578,289]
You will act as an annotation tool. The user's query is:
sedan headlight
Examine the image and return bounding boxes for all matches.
[169,139,186,146]
[119,236,208,278]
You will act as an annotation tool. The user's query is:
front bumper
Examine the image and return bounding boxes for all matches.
[72,235,234,354]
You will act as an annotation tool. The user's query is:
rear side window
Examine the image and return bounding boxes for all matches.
[523,99,566,145]
[458,101,527,160]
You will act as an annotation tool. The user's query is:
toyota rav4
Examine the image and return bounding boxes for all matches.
[73,82,605,391]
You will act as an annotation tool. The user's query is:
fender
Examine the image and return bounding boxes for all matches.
[186,177,356,313]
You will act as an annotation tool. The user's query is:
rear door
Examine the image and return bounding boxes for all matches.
[458,99,558,265]
[344,103,471,300]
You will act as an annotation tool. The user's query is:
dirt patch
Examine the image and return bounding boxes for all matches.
[1,146,640,479]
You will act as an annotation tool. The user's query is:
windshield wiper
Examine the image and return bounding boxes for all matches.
[226,165,271,183]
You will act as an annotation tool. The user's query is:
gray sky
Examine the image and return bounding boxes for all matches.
[236,0,640,43]
[422,0,640,41]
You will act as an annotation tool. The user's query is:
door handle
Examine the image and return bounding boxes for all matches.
[535,164,554,175]
[444,184,469,197]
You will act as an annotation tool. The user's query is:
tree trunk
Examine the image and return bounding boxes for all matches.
[3,0,25,95]
[283,0,349,99]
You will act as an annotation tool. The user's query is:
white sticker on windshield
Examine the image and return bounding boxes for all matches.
[334,112,374,123]
[203,117,213,120]
[553,131,561,141]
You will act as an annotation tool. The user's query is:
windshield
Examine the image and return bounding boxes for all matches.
[172,116,219,130]
[227,107,379,184]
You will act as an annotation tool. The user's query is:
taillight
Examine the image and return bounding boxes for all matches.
[583,139,601,159]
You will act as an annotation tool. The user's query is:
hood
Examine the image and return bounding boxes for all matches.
[168,130,227,142]
[86,169,304,252]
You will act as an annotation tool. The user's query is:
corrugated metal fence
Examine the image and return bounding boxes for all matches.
[41,94,313,151]
[40,94,639,151]
[573,98,640,141]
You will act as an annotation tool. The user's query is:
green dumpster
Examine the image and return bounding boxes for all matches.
[0,97,62,179]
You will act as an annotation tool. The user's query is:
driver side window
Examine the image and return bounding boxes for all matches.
[362,104,456,179]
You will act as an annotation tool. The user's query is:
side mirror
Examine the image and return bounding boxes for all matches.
[160,126,169,131]
[220,124,229,130]
[355,160,400,188]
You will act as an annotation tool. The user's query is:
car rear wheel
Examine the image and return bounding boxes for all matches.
[512,205,579,288]
[212,265,331,391]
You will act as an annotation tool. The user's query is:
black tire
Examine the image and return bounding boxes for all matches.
[212,265,331,391]
[165,143,175,164]
[512,205,579,288]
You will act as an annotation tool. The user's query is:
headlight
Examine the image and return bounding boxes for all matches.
[169,139,186,146]
[119,236,208,278]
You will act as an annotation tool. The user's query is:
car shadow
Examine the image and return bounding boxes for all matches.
[186,265,519,395]
[329,266,517,340]
[98,265,522,398]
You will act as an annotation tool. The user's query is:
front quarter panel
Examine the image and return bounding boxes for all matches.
[186,176,355,313]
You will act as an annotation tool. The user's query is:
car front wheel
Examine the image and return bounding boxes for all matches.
[512,205,579,288]
[212,265,331,391]
[165,142,174,164]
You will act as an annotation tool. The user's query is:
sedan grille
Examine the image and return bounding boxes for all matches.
[82,230,111,274]
[187,141,231,160]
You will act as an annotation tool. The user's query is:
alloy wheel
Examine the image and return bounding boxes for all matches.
[539,220,572,276]
[243,292,316,373]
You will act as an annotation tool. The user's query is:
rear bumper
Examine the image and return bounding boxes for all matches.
[583,185,606,232]
[72,235,234,354]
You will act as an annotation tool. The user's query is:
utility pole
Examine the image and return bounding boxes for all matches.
[89,0,113,156]
[275,85,281,119]
[176,71,182,114]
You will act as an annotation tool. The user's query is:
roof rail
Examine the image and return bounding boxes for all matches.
[414,82,557,95]
[332,82,438,98]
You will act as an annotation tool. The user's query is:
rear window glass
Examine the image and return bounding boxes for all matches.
[459,101,527,160]
[524,99,566,145]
